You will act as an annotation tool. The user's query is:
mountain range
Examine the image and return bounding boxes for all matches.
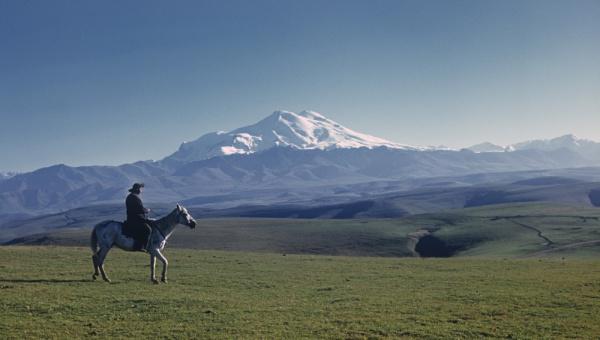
[466,134,600,158]
[1,110,600,224]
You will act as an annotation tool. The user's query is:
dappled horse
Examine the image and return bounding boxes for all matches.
[90,204,197,283]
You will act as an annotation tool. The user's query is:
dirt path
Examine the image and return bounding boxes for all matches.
[510,220,554,246]
[505,217,600,257]
[522,240,600,258]
[492,216,555,246]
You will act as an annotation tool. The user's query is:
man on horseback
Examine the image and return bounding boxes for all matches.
[125,182,152,251]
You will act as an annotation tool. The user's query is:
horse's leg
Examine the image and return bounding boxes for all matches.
[155,250,169,283]
[149,253,159,284]
[92,253,100,280]
[96,247,112,283]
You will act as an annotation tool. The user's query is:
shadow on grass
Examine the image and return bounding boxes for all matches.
[0,278,92,283]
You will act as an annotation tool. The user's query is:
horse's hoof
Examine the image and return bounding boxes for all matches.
[92,274,97,281]
[161,278,168,284]
[102,277,111,283]
[152,279,160,285]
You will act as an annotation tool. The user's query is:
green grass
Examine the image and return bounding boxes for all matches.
[9,203,600,259]
[2,246,600,339]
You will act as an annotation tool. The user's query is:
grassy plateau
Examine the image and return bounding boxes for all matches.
[7,203,600,259]
[1,246,600,339]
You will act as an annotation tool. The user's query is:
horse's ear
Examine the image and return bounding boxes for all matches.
[176,203,181,211]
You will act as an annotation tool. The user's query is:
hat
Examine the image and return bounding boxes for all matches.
[128,182,145,193]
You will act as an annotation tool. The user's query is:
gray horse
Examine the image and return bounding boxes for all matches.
[90,204,197,284]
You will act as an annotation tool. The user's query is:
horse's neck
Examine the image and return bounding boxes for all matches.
[155,213,178,239]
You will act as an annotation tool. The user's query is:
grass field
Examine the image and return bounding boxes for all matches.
[2,246,600,338]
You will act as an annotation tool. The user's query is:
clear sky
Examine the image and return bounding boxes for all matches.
[1,0,599,172]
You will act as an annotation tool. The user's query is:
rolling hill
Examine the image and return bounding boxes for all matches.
[6,203,600,259]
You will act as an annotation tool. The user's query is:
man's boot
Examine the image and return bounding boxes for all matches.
[133,239,144,251]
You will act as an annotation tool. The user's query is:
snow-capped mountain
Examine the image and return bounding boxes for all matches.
[165,110,600,164]
[164,110,422,163]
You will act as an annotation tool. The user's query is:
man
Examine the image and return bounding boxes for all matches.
[125,183,152,251]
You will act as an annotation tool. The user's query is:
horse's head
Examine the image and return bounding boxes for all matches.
[175,204,197,229]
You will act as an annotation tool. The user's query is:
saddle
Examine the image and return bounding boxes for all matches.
[122,220,135,239]
[122,220,153,240]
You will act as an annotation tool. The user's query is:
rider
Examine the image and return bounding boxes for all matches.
[125,183,152,251]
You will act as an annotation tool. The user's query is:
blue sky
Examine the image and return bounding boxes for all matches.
[1,0,599,172]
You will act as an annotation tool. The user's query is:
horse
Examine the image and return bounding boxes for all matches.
[90,204,197,284]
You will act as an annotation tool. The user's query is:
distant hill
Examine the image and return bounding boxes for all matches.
[3,169,600,242]
[5,203,600,259]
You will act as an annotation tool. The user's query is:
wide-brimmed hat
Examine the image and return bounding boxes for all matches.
[128,182,145,193]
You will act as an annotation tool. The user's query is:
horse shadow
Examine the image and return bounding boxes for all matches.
[0,278,92,284]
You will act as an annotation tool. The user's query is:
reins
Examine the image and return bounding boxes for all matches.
[150,209,180,241]
[152,223,167,240]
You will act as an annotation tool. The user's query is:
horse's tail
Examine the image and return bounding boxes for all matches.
[90,225,98,254]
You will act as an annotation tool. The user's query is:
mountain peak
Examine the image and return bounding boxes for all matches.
[266,110,330,126]
[551,134,579,143]
[164,110,420,163]
[466,142,506,153]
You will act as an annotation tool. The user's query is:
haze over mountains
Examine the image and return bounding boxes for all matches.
[1,110,600,227]
[467,134,600,158]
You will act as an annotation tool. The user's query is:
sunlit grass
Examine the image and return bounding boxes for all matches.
[1,246,600,338]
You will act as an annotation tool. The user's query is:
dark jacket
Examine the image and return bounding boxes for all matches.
[126,193,147,223]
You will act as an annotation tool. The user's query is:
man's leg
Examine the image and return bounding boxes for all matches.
[140,223,152,251]
[133,235,143,251]
[132,222,147,251]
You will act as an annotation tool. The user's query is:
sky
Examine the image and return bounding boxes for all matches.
[1,0,599,172]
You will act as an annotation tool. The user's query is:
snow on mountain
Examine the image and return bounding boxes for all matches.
[511,134,596,151]
[164,110,423,163]
[466,142,507,153]
[163,110,600,165]
[512,134,600,162]
[0,171,17,180]
[466,135,600,160]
